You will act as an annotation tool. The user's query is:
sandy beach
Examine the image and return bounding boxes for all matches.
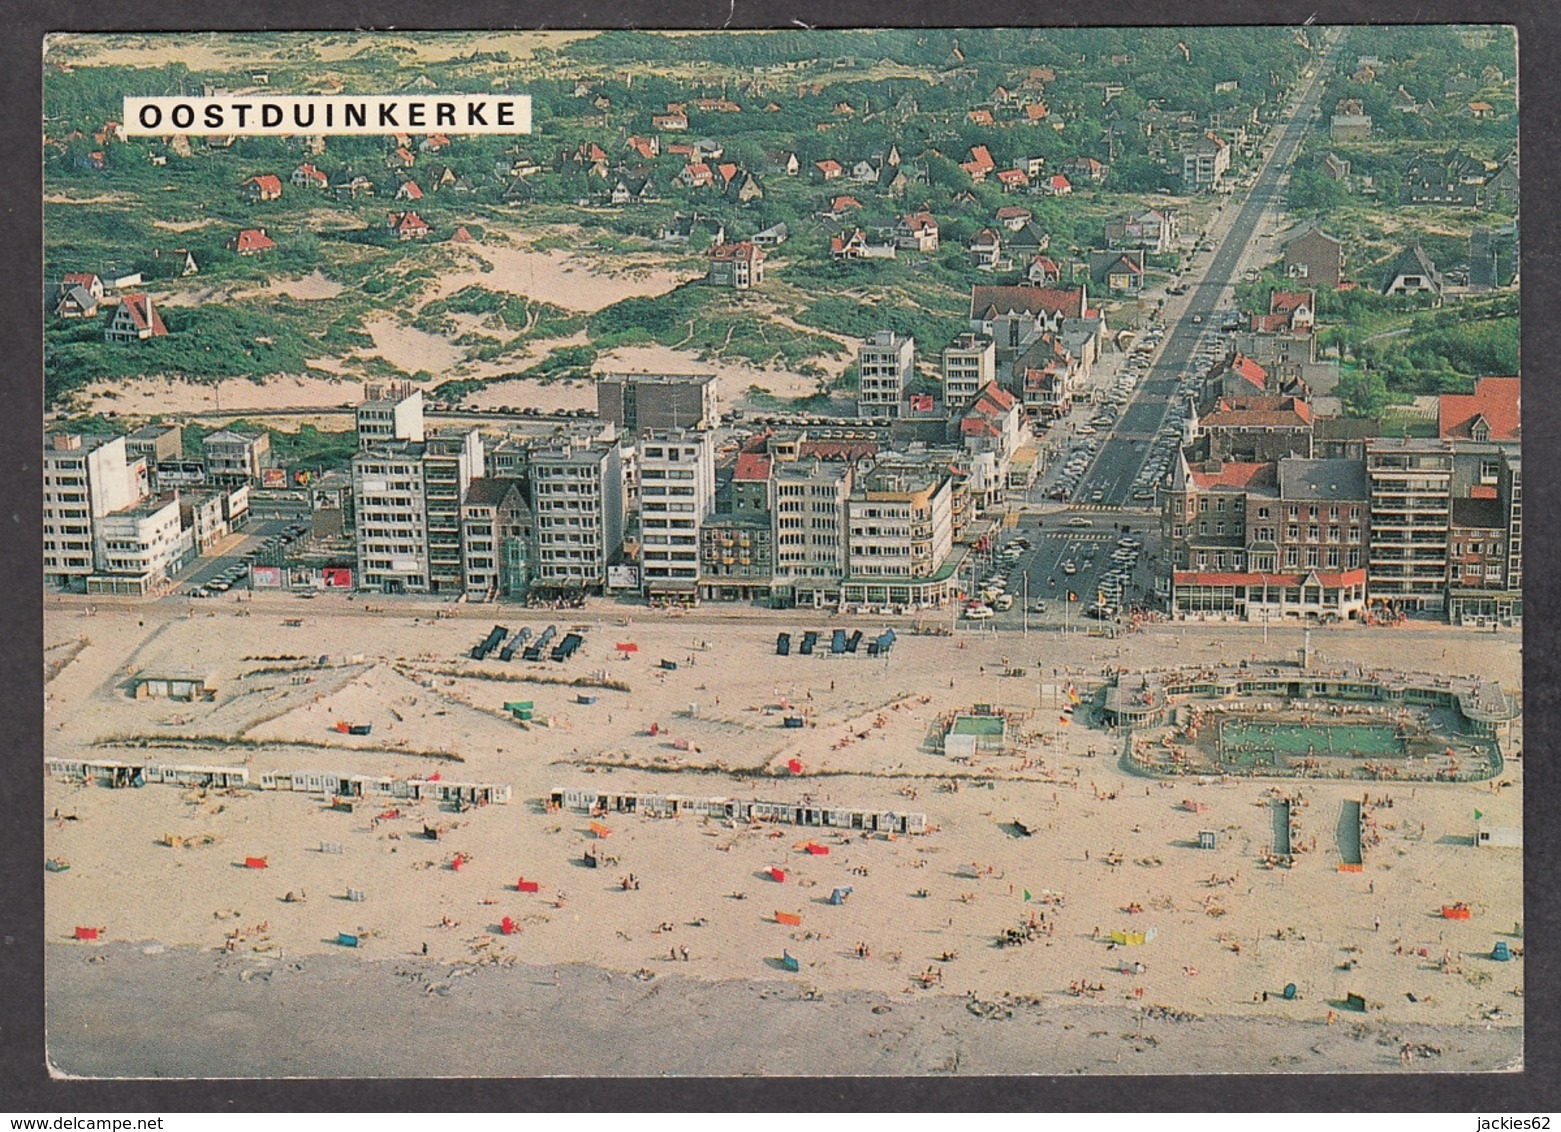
[42,597,1523,1076]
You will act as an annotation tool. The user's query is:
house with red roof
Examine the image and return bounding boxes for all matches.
[1201,396,1315,462]
[677,162,715,189]
[1027,254,1062,285]
[996,168,1030,192]
[104,293,169,344]
[396,180,425,201]
[227,228,276,256]
[1044,173,1073,196]
[958,382,1024,510]
[291,163,329,189]
[242,174,283,202]
[1065,156,1109,183]
[1024,102,1051,123]
[960,145,996,182]
[1217,353,1270,398]
[451,226,476,244]
[386,146,416,169]
[1264,289,1316,331]
[814,159,844,181]
[969,284,1087,340]
[420,133,451,152]
[967,108,995,126]
[1089,248,1146,295]
[827,195,864,218]
[706,241,765,290]
[894,211,940,253]
[1438,377,1520,442]
[995,205,1033,231]
[387,211,431,240]
[626,135,659,161]
[653,112,689,131]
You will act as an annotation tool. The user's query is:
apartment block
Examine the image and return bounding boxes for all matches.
[597,372,717,433]
[1365,438,1454,613]
[856,331,916,419]
[638,429,715,600]
[350,428,480,595]
[842,456,955,607]
[202,429,272,485]
[43,433,147,589]
[461,477,526,600]
[356,384,425,448]
[90,493,193,595]
[772,458,852,608]
[423,430,485,594]
[529,438,625,591]
[941,334,996,411]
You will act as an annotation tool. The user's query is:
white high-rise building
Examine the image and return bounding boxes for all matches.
[856,331,916,419]
[638,429,715,600]
[530,437,625,591]
[44,433,148,589]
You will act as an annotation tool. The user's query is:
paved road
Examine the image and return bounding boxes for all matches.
[973,30,1345,633]
[1069,28,1344,513]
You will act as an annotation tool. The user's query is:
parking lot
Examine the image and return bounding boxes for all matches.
[174,517,314,597]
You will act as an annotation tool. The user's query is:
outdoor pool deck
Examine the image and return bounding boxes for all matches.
[1100,663,1519,736]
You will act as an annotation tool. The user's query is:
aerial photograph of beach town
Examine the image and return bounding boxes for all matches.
[41,25,1522,1077]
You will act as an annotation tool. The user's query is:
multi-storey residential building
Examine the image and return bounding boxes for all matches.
[1163,453,1368,622]
[597,372,717,433]
[1199,396,1314,462]
[842,456,955,608]
[350,428,482,595]
[1178,131,1231,192]
[1366,437,1455,613]
[638,429,715,601]
[352,443,432,593]
[956,383,1023,513]
[856,331,916,419]
[699,513,774,603]
[356,384,425,448]
[44,433,147,590]
[90,493,193,596]
[422,430,484,594]
[700,444,776,602]
[941,334,996,410]
[202,429,271,486]
[179,490,232,554]
[124,424,183,477]
[460,478,525,600]
[1272,458,1369,590]
[529,437,625,592]
[771,458,852,608]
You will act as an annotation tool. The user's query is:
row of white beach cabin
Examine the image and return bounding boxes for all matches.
[550,785,926,834]
[46,757,511,806]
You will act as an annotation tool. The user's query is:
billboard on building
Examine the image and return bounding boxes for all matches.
[322,567,353,589]
[251,565,283,588]
[261,468,287,489]
[607,565,640,590]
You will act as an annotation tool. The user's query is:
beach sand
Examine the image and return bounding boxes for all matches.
[42,597,1523,1076]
